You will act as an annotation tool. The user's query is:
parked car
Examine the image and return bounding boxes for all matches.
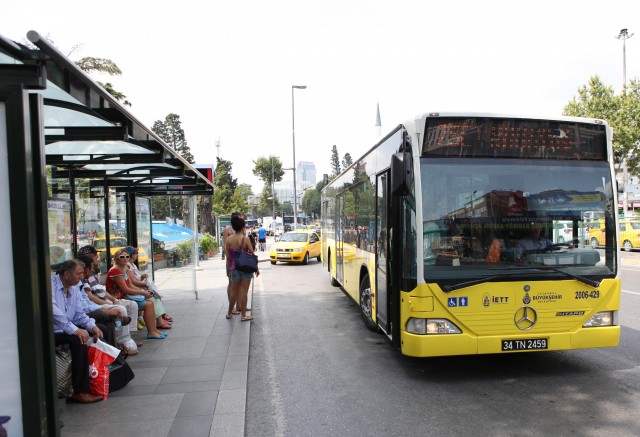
[587,219,606,248]
[270,230,321,265]
[619,219,640,251]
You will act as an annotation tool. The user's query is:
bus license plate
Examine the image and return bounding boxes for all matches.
[502,338,548,351]
[277,254,290,259]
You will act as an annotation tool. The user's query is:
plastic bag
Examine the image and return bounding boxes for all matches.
[87,339,121,400]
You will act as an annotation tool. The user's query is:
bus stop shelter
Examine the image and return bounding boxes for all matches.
[0,31,213,436]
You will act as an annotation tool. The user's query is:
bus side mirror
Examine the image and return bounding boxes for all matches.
[391,151,413,195]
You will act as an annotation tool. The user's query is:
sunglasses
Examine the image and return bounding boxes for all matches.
[118,255,130,259]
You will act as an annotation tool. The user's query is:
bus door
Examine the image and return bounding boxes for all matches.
[336,194,344,284]
[376,171,390,336]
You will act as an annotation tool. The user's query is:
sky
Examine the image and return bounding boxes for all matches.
[2,0,639,193]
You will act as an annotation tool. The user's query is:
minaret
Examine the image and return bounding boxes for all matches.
[375,101,382,139]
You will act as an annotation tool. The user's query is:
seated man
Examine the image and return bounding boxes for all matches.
[51,259,104,404]
[514,225,558,261]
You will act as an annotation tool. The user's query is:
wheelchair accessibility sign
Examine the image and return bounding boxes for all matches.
[448,297,468,307]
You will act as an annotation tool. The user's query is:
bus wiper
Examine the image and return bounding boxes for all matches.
[442,266,600,293]
[529,266,601,288]
[443,275,509,293]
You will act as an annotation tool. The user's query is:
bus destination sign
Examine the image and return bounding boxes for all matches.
[422,117,607,160]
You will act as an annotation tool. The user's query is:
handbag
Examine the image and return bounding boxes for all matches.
[128,294,146,302]
[234,236,258,273]
[55,344,74,399]
[108,354,135,392]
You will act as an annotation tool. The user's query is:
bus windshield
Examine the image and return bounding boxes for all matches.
[420,158,616,284]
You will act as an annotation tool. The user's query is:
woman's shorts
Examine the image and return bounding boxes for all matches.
[230,269,254,282]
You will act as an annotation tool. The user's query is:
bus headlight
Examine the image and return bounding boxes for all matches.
[582,311,617,327]
[293,248,303,252]
[406,318,462,335]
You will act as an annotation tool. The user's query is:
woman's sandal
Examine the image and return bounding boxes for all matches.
[241,317,254,322]
[157,321,172,329]
[226,314,233,319]
[162,314,173,322]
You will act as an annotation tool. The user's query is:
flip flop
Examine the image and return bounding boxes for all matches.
[146,334,165,340]
[226,314,233,319]
[231,310,240,315]
[241,317,254,322]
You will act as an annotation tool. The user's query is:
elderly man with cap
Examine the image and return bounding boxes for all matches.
[77,246,141,352]
[51,259,103,404]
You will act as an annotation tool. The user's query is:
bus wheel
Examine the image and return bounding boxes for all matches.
[624,240,633,251]
[591,238,599,249]
[271,261,276,265]
[317,255,321,262]
[360,275,378,331]
[303,252,309,265]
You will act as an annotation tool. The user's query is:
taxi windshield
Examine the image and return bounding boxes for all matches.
[280,233,308,243]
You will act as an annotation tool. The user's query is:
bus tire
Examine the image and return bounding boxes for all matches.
[271,261,276,265]
[317,255,321,262]
[360,274,378,332]
[624,240,633,251]
[591,238,599,249]
[303,252,309,265]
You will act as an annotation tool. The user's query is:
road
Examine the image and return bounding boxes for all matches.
[246,253,640,437]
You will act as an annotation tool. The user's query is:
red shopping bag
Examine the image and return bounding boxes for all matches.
[87,339,121,400]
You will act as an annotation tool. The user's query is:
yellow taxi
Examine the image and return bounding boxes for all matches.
[92,236,149,269]
[619,219,640,251]
[587,219,606,248]
[270,230,321,265]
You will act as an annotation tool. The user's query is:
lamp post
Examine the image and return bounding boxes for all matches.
[292,85,307,229]
[616,28,634,88]
[271,157,276,219]
[616,29,634,215]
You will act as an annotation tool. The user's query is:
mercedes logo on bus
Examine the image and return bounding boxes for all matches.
[514,306,538,331]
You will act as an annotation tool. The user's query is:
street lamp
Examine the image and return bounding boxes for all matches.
[292,85,307,229]
[616,28,634,88]
[616,29,634,215]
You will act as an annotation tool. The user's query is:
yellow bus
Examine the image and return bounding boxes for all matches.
[321,113,620,357]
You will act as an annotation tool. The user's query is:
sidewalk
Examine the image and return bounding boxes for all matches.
[60,245,272,437]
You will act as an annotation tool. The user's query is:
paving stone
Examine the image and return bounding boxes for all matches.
[220,370,247,390]
[155,380,221,394]
[161,363,225,384]
[214,389,246,414]
[210,412,245,437]
[168,416,213,437]
[176,390,218,417]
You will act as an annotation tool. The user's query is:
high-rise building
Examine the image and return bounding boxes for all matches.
[296,161,316,184]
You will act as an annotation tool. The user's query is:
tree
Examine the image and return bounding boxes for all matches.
[75,57,132,107]
[301,180,328,218]
[212,158,237,216]
[252,156,284,187]
[342,153,353,170]
[152,113,195,163]
[330,145,341,176]
[563,75,640,174]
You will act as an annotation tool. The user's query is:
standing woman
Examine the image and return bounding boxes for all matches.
[106,248,167,339]
[225,215,259,321]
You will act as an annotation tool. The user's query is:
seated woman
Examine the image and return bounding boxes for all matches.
[106,248,167,340]
[124,246,172,329]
